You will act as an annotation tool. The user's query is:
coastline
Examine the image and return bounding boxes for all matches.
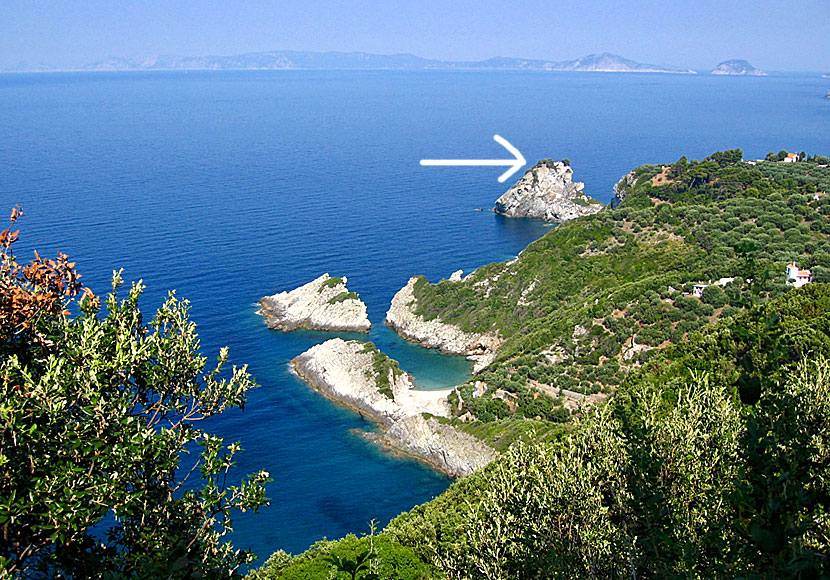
[290,339,496,478]
[385,276,502,373]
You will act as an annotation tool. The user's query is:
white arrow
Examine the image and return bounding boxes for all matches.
[420,135,527,183]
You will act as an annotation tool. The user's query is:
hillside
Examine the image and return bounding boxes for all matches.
[248,150,830,579]
[252,285,830,579]
[406,150,830,444]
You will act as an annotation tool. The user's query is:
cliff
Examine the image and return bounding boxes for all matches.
[494,160,605,222]
[292,338,496,477]
[259,274,370,332]
[612,170,637,206]
[711,59,766,76]
[386,277,502,373]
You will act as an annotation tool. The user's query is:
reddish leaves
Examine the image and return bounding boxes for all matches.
[0,206,93,345]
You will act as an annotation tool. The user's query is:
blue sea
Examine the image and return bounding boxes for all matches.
[2,70,829,561]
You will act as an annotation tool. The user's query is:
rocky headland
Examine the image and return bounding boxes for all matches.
[386,277,502,373]
[291,338,496,477]
[259,274,370,333]
[711,59,766,76]
[494,160,604,222]
[612,170,637,206]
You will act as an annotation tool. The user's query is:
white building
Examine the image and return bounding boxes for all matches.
[782,153,800,163]
[786,263,812,288]
[692,284,708,298]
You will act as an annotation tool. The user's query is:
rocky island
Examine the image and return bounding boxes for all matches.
[386,276,502,373]
[494,159,604,222]
[258,274,371,332]
[291,338,496,477]
[554,52,695,74]
[711,59,766,76]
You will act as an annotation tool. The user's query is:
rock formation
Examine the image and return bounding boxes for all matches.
[386,277,502,373]
[711,59,766,76]
[612,170,637,206]
[292,338,495,477]
[386,415,496,478]
[494,160,604,222]
[259,274,370,332]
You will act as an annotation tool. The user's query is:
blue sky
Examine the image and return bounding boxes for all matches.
[2,0,828,71]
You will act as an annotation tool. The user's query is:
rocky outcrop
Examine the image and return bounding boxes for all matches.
[386,277,502,373]
[386,415,496,477]
[494,160,604,222]
[612,170,637,206]
[711,59,766,76]
[292,338,495,477]
[259,274,370,332]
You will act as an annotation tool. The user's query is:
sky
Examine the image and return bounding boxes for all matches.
[2,0,829,72]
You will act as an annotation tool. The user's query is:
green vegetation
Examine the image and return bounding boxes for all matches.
[254,286,830,579]
[432,415,567,453]
[247,529,434,580]
[410,150,830,435]
[0,210,268,579]
[318,276,344,291]
[360,342,404,399]
[328,290,359,304]
[253,150,830,578]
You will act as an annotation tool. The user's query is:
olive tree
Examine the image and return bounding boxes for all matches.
[0,209,269,578]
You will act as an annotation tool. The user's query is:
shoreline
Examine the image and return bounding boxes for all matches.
[290,339,496,478]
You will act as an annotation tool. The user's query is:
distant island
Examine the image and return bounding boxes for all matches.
[711,59,767,76]
[4,50,696,74]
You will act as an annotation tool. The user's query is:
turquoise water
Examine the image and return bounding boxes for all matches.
[2,70,829,559]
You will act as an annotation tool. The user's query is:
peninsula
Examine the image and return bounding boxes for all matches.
[386,276,502,373]
[291,338,496,477]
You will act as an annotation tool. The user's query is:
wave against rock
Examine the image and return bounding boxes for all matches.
[292,338,495,477]
[494,160,605,222]
[386,277,502,373]
[259,274,370,332]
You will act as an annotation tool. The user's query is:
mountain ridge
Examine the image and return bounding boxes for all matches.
[5,50,696,74]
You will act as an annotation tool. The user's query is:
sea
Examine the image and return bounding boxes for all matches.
[1,70,829,562]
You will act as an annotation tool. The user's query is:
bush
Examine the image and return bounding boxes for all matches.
[0,212,268,579]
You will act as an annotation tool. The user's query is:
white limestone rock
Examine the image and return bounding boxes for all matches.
[386,415,497,478]
[385,277,502,373]
[494,160,604,222]
[259,274,370,333]
[292,338,495,477]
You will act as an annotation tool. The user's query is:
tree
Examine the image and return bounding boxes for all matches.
[706,148,743,167]
[0,209,269,579]
[701,284,728,308]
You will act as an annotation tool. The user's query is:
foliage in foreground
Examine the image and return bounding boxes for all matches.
[0,210,268,579]
[255,285,830,579]
[246,531,434,580]
[391,286,830,578]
